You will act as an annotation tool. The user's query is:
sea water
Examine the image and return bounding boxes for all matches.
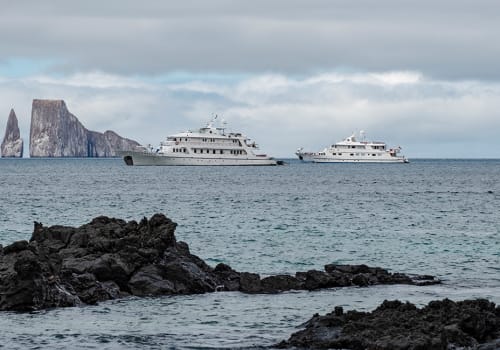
[0,158,499,349]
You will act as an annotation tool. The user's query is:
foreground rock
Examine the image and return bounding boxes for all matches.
[1,109,23,157]
[277,298,500,349]
[29,99,139,157]
[0,214,439,311]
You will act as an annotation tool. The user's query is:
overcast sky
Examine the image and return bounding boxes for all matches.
[1,0,499,158]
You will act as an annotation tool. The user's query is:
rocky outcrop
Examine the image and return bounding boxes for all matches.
[277,299,500,349]
[1,109,23,157]
[29,99,139,157]
[0,214,439,312]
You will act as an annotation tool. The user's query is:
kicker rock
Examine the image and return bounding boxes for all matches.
[29,99,140,157]
[1,109,23,158]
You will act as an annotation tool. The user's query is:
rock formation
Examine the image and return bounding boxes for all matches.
[29,99,139,157]
[1,109,23,157]
[277,298,500,349]
[0,214,439,312]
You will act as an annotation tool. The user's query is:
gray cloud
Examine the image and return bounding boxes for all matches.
[1,71,499,158]
[1,0,499,79]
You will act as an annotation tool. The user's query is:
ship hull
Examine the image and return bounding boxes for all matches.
[118,151,277,166]
[296,152,408,163]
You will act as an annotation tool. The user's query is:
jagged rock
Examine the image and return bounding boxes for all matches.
[1,109,23,157]
[29,99,139,157]
[276,299,500,349]
[0,214,440,312]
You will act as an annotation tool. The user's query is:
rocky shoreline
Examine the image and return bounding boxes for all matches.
[276,298,500,349]
[0,214,439,311]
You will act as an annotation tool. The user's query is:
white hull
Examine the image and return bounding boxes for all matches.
[118,151,277,166]
[297,131,409,163]
[298,153,408,163]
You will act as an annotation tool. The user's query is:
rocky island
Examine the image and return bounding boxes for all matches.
[1,109,23,158]
[29,99,140,157]
[277,298,500,349]
[0,214,439,312]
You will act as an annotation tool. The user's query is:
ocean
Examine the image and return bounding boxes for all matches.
[0,158,499,349]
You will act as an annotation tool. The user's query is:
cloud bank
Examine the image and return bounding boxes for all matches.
[1,1,499,80]
[1,70,499,158]
[0,1,499,158]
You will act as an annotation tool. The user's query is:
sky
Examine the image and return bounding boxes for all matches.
[1,0,499,158]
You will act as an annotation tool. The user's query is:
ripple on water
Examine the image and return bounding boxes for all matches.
[0,159,499,348]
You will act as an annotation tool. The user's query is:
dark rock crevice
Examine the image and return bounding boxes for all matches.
[0,214,440,312]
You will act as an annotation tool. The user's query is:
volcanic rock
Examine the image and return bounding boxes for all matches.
[1,109,23,157]
[277,298,500,349]
[0,214,440,312]
[29,99,139,157]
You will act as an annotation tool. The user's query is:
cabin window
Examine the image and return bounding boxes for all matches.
[220,150,223,154]
[350,153,354,156]
[213,150,216,154]
[194,149,197,153]
[372,154,376,156]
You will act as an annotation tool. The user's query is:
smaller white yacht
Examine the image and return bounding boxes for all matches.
[118,118,278,166]
[296,131,408,163]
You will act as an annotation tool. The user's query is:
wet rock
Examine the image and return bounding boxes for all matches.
[239,272,262,293]
[0,214,441,312]
[261,274,300,292]
[277,298,500,349]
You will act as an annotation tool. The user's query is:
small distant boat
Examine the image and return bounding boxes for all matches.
[296,131,408,163]
[118,118,277,166]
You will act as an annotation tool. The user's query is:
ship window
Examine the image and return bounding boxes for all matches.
[194,149,197,153]
[372,154,376,156]
[350,153,354,156]
[213,150,216,154]
[220,150,223,154]
[184,148,187,153]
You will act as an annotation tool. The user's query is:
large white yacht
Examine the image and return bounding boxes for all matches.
[296,131,408,163]
[118,118,278,166]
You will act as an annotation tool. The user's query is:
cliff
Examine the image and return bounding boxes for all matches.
[29,99,140,157]
[1,109,23,158]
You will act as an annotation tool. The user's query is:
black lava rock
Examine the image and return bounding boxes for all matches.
[276,298,500,349]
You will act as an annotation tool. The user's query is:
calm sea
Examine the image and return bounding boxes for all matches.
[0,158,499,349]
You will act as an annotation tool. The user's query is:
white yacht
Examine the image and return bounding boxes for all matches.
[118,118,278,166]
[296,131,408,163]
